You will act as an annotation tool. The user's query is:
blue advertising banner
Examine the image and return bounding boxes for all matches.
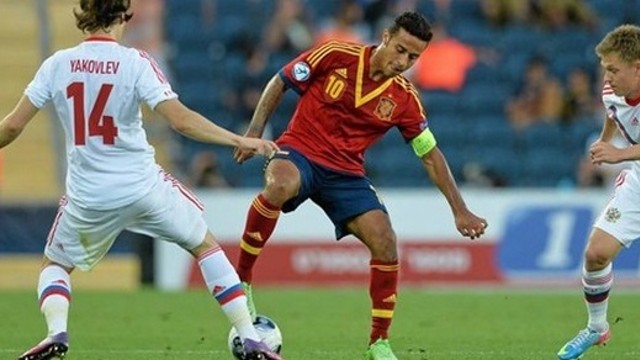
[499,205,640,277]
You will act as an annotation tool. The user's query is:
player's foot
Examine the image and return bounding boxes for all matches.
[557,327,610,360]
[243,281,257,321]
[366,338,398,360]
[243,338,283,360]
[18,332,68,360]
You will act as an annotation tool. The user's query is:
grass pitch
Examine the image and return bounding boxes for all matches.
[1,287,638,359]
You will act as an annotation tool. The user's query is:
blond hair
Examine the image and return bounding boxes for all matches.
[595,24,640,64]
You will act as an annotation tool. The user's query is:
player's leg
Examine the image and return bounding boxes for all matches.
[188,233,264,343]
[316,174,398,360]
[21,197,127,360]
[557,229,621,360]
[190,239,282,360]
[236,156,301,284]
[131,171,282,359]
[583,229,622,333]
[346,210,400,360]
[557,175,638,360]
[19,199,76,360]
[18,258,73,360]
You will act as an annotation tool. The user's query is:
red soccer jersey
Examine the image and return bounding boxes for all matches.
[278,40,428,176]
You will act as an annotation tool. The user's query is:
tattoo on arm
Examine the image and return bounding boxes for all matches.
[246,76,286,137]
[247,122,265,137]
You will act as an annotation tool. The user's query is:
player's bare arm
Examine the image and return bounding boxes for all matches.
[234,75,287,164]
[590,142,640,164]
[421,147,487,239]
[0,95,39,149]
[589,117,636,165]
[155,98,278,156]
[598,117,618,143]
[246,75,287,138]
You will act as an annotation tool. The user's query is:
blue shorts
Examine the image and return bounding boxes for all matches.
[273,147,387,239]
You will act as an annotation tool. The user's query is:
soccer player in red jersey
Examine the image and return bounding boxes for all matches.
[233,11,488,360]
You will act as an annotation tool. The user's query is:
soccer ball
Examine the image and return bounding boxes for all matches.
[228,315,283,359]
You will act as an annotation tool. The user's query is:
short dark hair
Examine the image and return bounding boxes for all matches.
[74,0,132,33]
[389,11,433,42]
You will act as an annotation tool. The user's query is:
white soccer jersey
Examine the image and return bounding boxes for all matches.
[602,82,640,185]
[25,37,177,210]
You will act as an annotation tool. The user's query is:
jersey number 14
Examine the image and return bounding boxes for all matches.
[67,82,119,145]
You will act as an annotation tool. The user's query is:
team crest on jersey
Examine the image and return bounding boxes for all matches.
[292,62,311,82]
[374,97,397,121]
[604,207,621,223]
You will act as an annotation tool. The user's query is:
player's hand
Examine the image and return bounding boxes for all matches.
[589,141,624,165]
[235,137,278,163]
[455,211,488,240]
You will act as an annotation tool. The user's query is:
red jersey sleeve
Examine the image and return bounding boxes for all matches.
[394,76,429,142]
[278,41,357,95]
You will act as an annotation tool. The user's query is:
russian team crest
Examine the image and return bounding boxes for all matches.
[604,207,621,223]
[374,97,396,121]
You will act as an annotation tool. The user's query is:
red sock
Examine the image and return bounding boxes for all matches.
[369,259,399,344]
[236,194,281,283]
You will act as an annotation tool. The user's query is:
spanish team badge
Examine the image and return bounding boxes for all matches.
[374,96,396,121]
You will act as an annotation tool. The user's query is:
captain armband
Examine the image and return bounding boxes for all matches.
[410,129,437,158]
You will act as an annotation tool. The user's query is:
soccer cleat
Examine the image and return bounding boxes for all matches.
[18,332,68,360]
[243,338,283,360]
[366,338,398,360]
[243,281,257,321]
[557,327,610,360]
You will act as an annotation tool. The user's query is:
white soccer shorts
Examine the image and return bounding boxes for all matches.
[45,170,208,271]
[594,170,640,248]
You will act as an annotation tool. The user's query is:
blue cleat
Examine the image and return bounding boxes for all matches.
[18,332,68,360]
[557,327,610,360]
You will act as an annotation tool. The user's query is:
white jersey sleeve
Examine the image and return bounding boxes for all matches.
[135,50,177,109]
[24,39,178,210]
[602,82,640,185]
[25,56,55,108]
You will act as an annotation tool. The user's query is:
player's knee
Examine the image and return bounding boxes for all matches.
[42,258,74,274]
[263,177,297,204]
[584,247,612,270]
[188,232,219,258]
[369,232,398,262]
[371,247,398,263]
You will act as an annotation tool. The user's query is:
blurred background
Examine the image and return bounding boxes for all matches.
[1,0,640,291]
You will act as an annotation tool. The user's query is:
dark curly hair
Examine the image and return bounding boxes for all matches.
[389,11,433,42]
[74,0,132,33]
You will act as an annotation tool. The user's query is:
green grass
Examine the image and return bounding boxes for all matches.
[1,288,639,359]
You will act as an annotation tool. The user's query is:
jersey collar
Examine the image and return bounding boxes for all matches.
[84,36,117,43]
[355,46,393,108]
[625,94,640,107]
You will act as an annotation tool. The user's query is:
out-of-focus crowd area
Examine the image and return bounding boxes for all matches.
[0,0,637,201]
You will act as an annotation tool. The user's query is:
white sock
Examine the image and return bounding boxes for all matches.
[198,246,259,342]
[37,265,71,336]
[582,263,613,333]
